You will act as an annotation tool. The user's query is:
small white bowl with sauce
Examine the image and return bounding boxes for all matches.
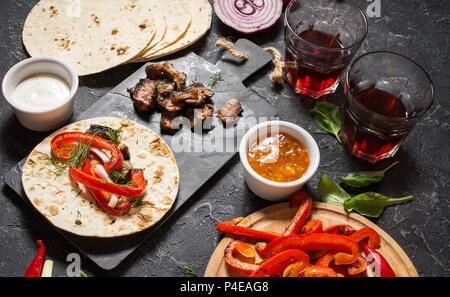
[239,121,320,201]
[2,56,78,131]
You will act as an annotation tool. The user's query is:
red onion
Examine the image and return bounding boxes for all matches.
[214,0,283,35]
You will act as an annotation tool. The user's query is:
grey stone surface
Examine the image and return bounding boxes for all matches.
[0,0,449,276]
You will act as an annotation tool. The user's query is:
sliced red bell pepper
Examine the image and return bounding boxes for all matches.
[263,233,360,265]
[24,240,45,277]
[217,219,280,241]
[224,240,258,274]
[350,227,381,248]
[51,132,123,172]
[347,255,368,275]
[249,249,309,277]
[81,159,131,216]
[255,241,268,257]
[315,252,336,267]
[282,191,312,236]
[70,166,146,197]
[303,265,337,277]
[301,219,323,234]
[324,224,355,236]
[282,262,308,277]
[364,245,396,277]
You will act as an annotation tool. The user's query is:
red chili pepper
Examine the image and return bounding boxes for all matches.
[363,245,396,277]
[70,166,146,197]
[217,219,280,241]
[301,219,323,234]
[51,132,123,172]
[224,240,258,274]
[324,224,355,236]
[23,240,45,277]
[81,159,131,216]
[263,233,360,265]
[350,227,381,248]
[282,191,312,236]
[303,265,337,277]
[249,249,310,277]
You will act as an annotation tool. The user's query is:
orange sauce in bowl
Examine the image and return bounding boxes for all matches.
[247,132,310,183]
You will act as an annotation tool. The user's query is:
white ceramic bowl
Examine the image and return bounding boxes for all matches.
[239,121,320,201]
[2,56,78,131]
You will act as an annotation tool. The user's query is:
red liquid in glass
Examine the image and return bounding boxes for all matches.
[342,87,408,162]
[286,29,345,98]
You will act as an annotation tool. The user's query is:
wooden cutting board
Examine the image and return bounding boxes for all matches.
[205,202,418,277]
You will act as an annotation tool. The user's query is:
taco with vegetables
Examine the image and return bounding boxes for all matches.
[21,117,179,237]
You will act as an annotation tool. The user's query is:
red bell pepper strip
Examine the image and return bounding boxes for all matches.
[315,252,336,267]
[255,241,268,257]
[263,233,360,265]
[51,132,123,172]
[303,265,337,277]
[301,219,323,234]
[81,159,132,216]
[347,255,368,275]
[350,227,381,248]
[324,224,355,236]
[282,262,308,277]
[249,249,310,277]
[364,245,396,277]
[282,191,312,236]
[23,240,45,277]
[224,240,258,274]
[217,219,280,241]
[69,166,146,197]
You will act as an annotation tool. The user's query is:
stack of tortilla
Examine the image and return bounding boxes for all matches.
[23,0,212,76]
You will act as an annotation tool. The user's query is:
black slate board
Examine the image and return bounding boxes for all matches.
[3,40,276,270]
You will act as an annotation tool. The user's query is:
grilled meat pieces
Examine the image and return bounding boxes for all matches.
[146,62,187,90]
[160,110,183,135]
[217,98,243,124]
[170,83,214,107]
[130,62,218,134]
[130,79,158,113]
[186,104,214,129]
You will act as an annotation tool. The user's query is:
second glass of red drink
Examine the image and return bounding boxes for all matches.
[284,0,368,98]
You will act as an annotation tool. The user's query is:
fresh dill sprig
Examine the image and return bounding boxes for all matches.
[104,129,122,145]
[109,169,127,184]
[207,72,223,88]
[178,264,198,277]
[41,136,95,176]
[128,196,155,208]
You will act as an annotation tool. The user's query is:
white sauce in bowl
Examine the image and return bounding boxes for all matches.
[13,74,70,111]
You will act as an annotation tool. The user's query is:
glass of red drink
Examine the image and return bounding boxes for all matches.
[284,0,368,98]
[342,51,435,162]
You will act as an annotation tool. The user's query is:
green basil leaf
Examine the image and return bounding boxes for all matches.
[344,192,413,218]
[338,161,399,188]
[311,102,342,143]
[318,175,352,207]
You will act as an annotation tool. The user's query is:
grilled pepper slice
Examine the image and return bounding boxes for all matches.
[263,233,360,265]
[282,191,312,236]
[300,219,323,234]
[224,240,258,274]
[70,166,146,197]
[217,219,280,241]
[249,249,309,277]
[350,227,381,248]
[81,159,132,216]
[51,132,123,172]
[324,224,355,236]
[303,265,337,277]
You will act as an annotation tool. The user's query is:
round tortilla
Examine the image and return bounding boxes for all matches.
[23,0,156,76]
[22,118,179,238]
[131,0,191,62]
[135,0,212,62]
